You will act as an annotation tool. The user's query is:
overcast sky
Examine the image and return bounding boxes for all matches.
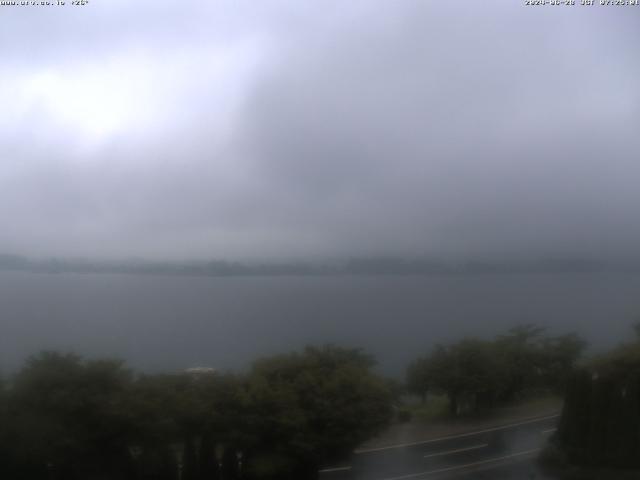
[1,1,639,261]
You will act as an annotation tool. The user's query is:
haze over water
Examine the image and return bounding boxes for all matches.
[2,270,636,376]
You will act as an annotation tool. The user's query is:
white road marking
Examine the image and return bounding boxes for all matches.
[319,466,352,473]
[355,413,559,454]
[380,449,540,480]
[423,443,488,459]
[541,428,557,434]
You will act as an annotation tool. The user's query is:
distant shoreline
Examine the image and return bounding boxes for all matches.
[2,254,638,278]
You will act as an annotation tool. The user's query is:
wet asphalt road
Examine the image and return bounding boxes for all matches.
[320,415,559,480]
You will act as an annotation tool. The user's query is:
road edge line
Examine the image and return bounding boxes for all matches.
[355,412,559,454]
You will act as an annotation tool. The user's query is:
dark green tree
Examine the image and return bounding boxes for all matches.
[494,324,547,401]
[539,333,587,392]
[240,345,393,479]
[556,327,640,470]
[406,357,430,403]
[425,339,503,416]
[6,352,133,480]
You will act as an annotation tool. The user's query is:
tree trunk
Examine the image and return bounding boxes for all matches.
[449,394,458,416]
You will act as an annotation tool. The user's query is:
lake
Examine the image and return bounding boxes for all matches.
[1,271,638,376]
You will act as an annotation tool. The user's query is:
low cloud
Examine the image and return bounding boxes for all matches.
[1,1,639,260]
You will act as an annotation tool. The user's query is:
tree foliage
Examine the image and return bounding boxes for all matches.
[241,346,392,477]
[556,325,640,469]
[0,346,393,480]
[406,325,586,416]
[3,352,133,479]
[406,357,430,402]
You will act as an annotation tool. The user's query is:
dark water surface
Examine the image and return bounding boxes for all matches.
[1,271,638,376]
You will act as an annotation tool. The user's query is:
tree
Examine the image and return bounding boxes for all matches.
[0,346,393,480]
[407,325,587,418]
[633,319,640,339]
[0,374,10,477]
[406,357,430,403]
[6,352,133,480]
[494,325,586,399]
[494,324,547,401]
[539,333,587,392]
[423,339,503,416]
[555,327,640,470]
[241,345,393,479]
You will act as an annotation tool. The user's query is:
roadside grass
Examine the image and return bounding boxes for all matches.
[508,391,563,412]
[399,394,450,422]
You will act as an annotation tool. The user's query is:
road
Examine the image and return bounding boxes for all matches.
[319,414,559,480]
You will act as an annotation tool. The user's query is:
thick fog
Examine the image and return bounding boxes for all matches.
[1,1,639,261]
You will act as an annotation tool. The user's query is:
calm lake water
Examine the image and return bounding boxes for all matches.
[1,271,638,376]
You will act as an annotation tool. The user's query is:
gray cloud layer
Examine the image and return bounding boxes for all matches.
[1,1,639,260]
